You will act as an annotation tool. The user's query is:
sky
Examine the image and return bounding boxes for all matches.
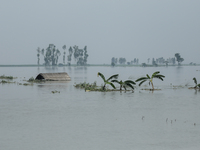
[0,0,200,65]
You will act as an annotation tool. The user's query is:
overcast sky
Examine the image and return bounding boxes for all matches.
[0,0,200,65]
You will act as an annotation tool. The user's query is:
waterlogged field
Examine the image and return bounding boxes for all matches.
[0,66,200,150]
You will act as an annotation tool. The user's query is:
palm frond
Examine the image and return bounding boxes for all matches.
[152,71,160,76]
[154,74,165,78]
[109,82,116,89]
[153,76,164,81]
[138,79,147,86]
[197,84,200,88]
[135,77,148,82]
[97,72,106,82]
[107,74,119,81]
[111,79,120,84]
[193,77,197,85]
[124,80,136,85]
[126,83,134,90]
[146,74,151,79]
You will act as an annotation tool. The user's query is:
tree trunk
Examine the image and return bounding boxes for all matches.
[151,81,154,90]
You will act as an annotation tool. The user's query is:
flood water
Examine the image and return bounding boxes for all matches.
[1,66,200,150]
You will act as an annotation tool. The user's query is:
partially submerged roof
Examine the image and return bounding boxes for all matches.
[35,72,71,81]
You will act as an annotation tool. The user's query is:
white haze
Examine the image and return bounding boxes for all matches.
[0,0,200,65]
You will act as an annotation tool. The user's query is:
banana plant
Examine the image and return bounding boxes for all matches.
[193,77,200,88]
[97,72,118,90]
[111,79,136,91]
[135,71,165,90]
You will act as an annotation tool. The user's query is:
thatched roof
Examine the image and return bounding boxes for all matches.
[35,72,71,81]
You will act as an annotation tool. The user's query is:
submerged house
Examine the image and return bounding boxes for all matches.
[35,72,71,81]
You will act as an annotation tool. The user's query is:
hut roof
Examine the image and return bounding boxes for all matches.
[35,72,71,81]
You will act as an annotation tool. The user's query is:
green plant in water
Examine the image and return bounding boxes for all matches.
[111,79,136,91]
[135,71,165,90]
[0,75,14,79]
[28,77,35,82]
[74,82,97,90]
[193,77,200,88]
[0,80,8,83]
[27,77,44,83]
[0,80,15,84]
[52,90,60,93]
[97,72,118,90]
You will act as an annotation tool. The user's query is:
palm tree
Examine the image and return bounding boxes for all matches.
[193,77,200,88]
[97,72,118,90]
[111,79,136,91]
[135,71,165,90]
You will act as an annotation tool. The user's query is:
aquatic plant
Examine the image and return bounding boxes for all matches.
[27,77,44,83]
[193,77,200,88]
[135,71,165,90]
[97,72,118,90]
[74,81,99,91]
[0,80,9,84]
[74,81,119,92]
[111,79,136,91]
[51,90,60,93]
[74,82,97,90]
[0,80,15,84]
[23,83,33,86]
[0,75,14,79]
[28,77,35,82]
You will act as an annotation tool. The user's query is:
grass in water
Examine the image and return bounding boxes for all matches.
[0,75,15,80]
[0,80,16,84]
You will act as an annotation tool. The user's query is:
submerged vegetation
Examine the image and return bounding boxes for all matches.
[75,71,165,92]
[0,75,16,84]
[74,82,132,92]
[27,77,44,83]
[97,72,118,90]
[1,70,199,93]
[189,77,200,89]
[74,81,97,90]
[193,77,200,89]
[74,82,105,91]
[0,75,15,80]
[0,80,16,84]
[111,79,136,91]
[51,90,60,94]
[18,83,34,86]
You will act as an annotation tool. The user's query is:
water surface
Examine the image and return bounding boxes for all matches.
[0,66,200,150]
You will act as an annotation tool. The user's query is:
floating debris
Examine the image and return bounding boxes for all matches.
[51,90,60,94]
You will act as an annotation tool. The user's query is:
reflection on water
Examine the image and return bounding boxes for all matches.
[0,66,200,150]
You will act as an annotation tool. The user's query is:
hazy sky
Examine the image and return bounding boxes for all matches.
[1,0,200,65]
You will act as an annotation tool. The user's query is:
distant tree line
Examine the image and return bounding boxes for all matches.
[37,44,89,66]
[111,57,139,66]
[111,53,184,66]
[149,53,184,66]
